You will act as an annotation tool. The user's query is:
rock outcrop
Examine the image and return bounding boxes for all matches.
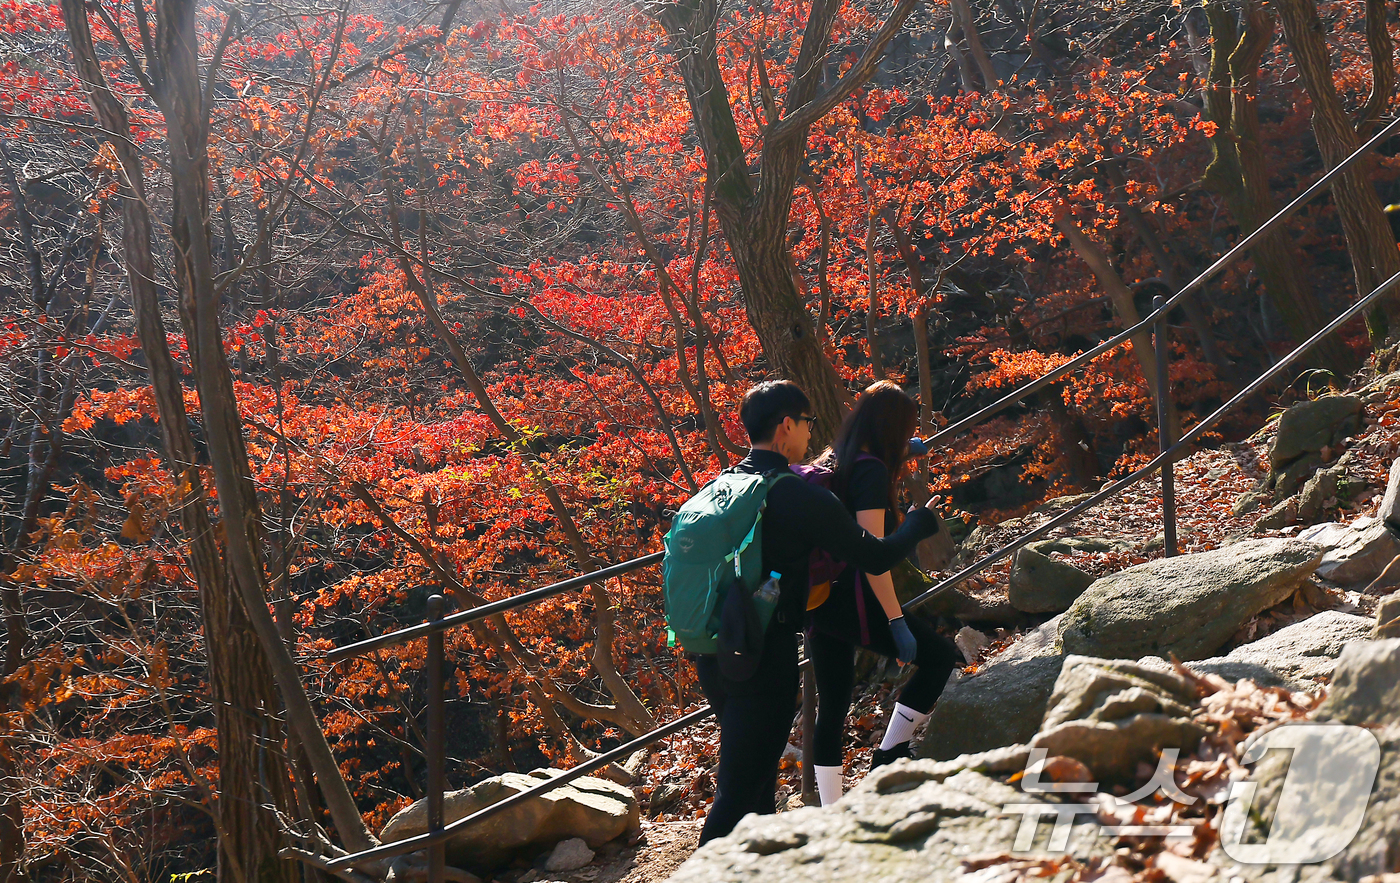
[1173,610,1372,689]
[1057,538,1323,660]
[669,750,1112,882]
[380,769,638,871]
[1231,640,1400,883]
[1377,595,1400,639]
[1268,396,1362,497]
[918,617,1065,761]
[1008,547,1095,614]
[1030,656,1207,781]
[679,607,1380,882]
[1299,516,1400,586]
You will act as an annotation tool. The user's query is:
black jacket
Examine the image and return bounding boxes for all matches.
[735,449,939,627]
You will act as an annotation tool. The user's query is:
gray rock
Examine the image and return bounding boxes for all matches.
[1297,464,1342,525]
[1377,595,1400,639]
[669,761,1113,882]
[1207,611,1371,687]
[918,618,1066,761]
[1033,492,1098,514]
[1315,639,1400,728]
[914,521,956,572]
[1008,548,1095,613]
[1381,458,1400,531]
[1057,539,1324,661]
[1031,657,1206,781]
[1254,497,1298,532]
[1027,536,1130,555]
[1299,516,1400,585]
[1270,396,1362,470]
[1230,641,1400,883]
[1274,452,1325,498]
[380,769,638,871]
[1233,489,1269,517]
[891,561,1023,626]
[544,838,594,872]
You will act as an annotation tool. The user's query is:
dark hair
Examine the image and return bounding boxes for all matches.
[740,380,811,443]
[819,381,919,516]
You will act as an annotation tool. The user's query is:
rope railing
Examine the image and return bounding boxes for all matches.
[309,117,1400,880]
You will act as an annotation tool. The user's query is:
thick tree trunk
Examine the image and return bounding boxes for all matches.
[726,234,853,438]
[1200,0,1354,370]
[654,0,915,442]
[60,4,307,878]
[1041,386,1101,488]
[1278,0,1400,342]
[142,0,375,857]
[950,0,998,90]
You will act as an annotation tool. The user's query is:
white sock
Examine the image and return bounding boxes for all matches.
[814,765,844,806]
[879,703,930,751]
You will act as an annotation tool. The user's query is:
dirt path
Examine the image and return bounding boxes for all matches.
[499,820,702,883]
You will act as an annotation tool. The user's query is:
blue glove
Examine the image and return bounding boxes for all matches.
[889,616,917,664]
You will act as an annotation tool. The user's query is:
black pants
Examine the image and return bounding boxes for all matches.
[808,613,959,767]
[692,624,800,845]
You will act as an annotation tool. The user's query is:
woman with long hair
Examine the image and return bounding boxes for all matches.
[808,380,960,806]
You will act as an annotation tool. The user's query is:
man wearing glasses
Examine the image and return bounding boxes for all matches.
[691,380,943,844]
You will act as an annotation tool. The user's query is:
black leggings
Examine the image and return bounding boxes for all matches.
[692,626,801,845]
[808,614,959,767]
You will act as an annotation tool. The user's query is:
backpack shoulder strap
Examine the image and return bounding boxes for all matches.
[722,469,799,580]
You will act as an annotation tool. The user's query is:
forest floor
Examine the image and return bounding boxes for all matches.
[501,379,1400,882]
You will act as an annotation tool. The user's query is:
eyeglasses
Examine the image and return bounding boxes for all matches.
[794,414,818,430]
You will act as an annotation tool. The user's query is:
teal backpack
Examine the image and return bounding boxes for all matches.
[662,470,794,654]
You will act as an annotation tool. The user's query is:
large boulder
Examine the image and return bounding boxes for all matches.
[1057,538,1323,661]
[1295,459,1355,526]
[1183,610,1372,689]
[1315,638,1400,728]
[1008,548,1095,614]
[380,769,638,871]
[669,754,1113,882]
[892,560,1022,626]
[1299,516,1400,586]
[1270,396,1362,472]
[1229,640,1400,883]
[1030,656,1207,782]
[918,617,1065,761]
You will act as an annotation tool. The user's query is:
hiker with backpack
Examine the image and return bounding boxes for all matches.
[803,381,961,806]
[663,380,943,845]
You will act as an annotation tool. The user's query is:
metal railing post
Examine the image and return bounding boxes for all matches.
[426,594,446,883]
[799,645,816,806]
[1153,296,1178,557]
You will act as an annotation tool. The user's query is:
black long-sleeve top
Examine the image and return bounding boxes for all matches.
[736,449,940,628]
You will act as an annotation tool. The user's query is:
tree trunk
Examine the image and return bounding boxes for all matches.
[950,0,998,90]
[654,0,915,442]
[726,233,853,438]
[865,210,886,380]
[1100,161,1228,370]
[1199,0,1354,371]
[1054,212,1181,438]
[1278,0,1400,342]
[60,3,310,878]
[141,0,375,857]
